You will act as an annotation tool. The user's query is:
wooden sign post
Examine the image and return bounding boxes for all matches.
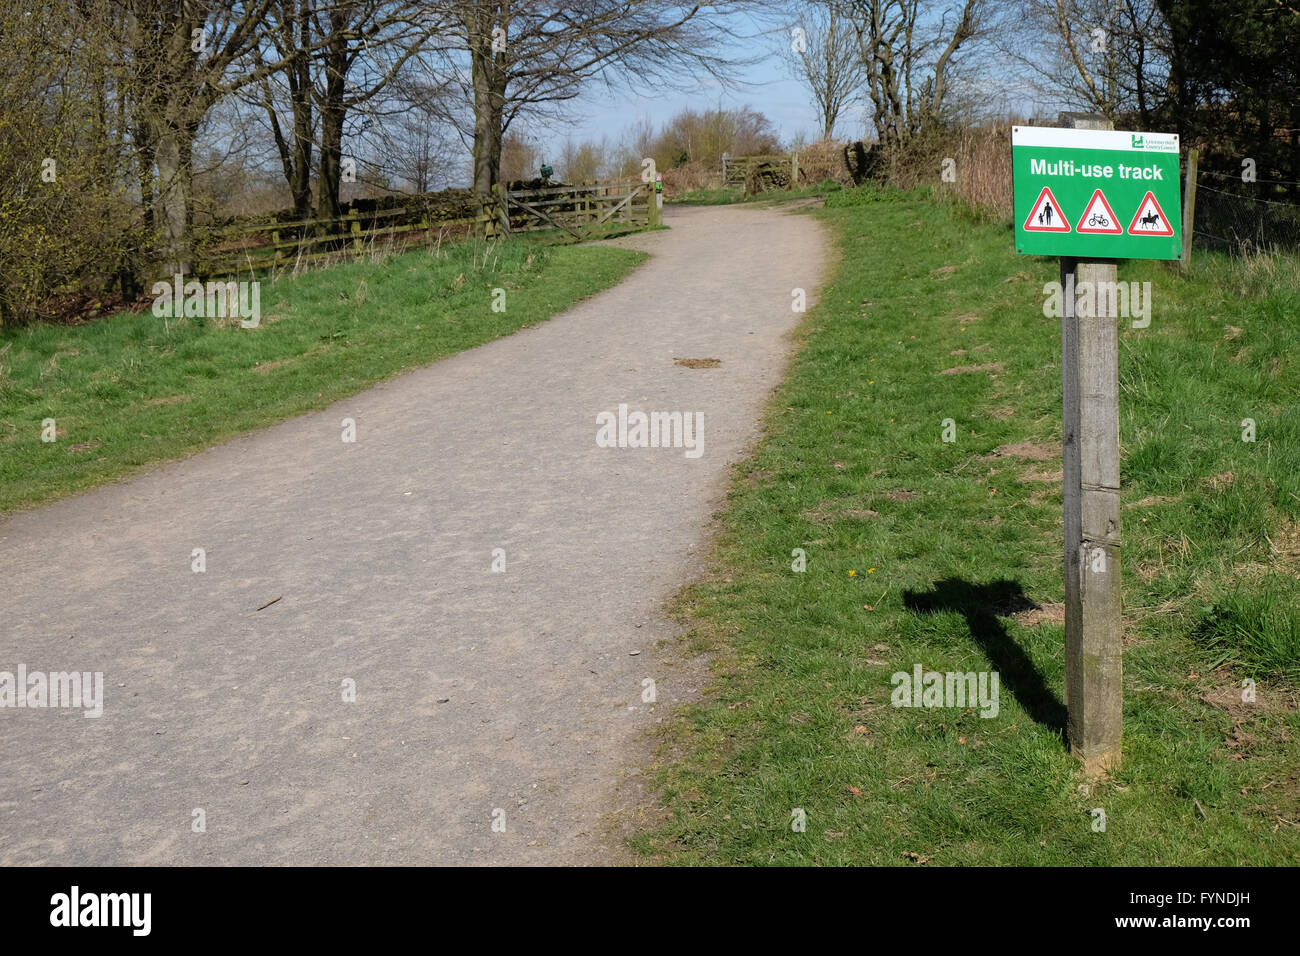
[1013,115,1181,774]
[1061,115,1124,776]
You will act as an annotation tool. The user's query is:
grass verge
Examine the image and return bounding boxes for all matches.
[636,185,1300,865]
[0,239,644,513]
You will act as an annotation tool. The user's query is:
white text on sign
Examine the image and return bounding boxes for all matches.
[1030,159,1165,181]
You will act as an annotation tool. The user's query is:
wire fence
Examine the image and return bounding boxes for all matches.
[1191,170,1300,254]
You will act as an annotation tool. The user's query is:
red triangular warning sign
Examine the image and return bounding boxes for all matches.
[1075,189,1123,234]
[1023,186,1070,232]
[1126,191,1174,236]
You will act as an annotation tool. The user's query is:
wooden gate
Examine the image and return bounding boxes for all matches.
[495,180,659,240]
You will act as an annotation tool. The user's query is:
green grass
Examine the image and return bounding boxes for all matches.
[1199,584,1300,681]
[636,185,1300,865]
[0,239,644,513]
[670,180,843,206]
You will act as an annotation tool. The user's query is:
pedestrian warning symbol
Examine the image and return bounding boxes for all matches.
[1126,191,1174,236]
[1075,189,1123,234]
[1023,186,1070,232]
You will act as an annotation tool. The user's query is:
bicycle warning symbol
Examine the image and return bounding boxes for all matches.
[1075,189,1123,234]
[1022,186,1071,233]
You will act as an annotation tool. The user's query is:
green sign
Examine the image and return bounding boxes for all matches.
[1012,126,1182,260]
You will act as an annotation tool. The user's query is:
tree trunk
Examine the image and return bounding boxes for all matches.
[135,123,155,234]
[258,2,315,220]
[318,97,345,221]
[154,119,196,274]
[470,23,505,195]
[290,1,314,219]
[289,82,314,219]
[317,22,349,221]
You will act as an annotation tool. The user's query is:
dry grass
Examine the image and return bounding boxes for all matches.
[941,124,1014,219]
[1201,244,1300,299]
[794,139,855,187]
[863,121,1017,222]
[660,161,720,196]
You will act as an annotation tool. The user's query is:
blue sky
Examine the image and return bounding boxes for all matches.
[532,16,861,159]
[557,67,841,152]
[526,9,1049,163]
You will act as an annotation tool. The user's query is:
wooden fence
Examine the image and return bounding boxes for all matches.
[494,180,660,240]
[722,153,800,189]
[192,202,483,278]
[192,179,660,278]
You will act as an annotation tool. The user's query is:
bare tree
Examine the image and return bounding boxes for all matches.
[111,0,308,271]
[992,0,1171,124]
[441,0,754,196]
[499,128,543,180]
[622,115,658,166]
[782,0,864,139]
[374,88,461,192]
[558,136,611,181]
[252,0,318,218]
[651,105,783,168]
[308,1,448,218]
[845,0,982,147]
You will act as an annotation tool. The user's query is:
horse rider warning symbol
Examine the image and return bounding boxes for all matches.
[1126,191,1174,236]
[1075,189,1123,235]
[1022,186,1070,232]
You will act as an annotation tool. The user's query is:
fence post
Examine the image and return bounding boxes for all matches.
[348,210,361,253]
[1181,148,1199,266]
[477,189,495,239]
[791,151,799,187]
[649,176,662,227]
[493,182,510,238]
[1060,113,1123,777]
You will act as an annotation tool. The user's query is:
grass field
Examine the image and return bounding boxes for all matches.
[635,185,1300,865]
[0,239,644,514]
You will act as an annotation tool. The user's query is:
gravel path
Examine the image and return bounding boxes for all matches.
[0,202,828,865]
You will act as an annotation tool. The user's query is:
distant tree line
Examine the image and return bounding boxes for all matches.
[3,0,1297,324]
[781,0,1298,195]
[519,105,784,184]
[0,0,754,324]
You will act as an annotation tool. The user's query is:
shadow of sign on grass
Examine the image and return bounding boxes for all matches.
[903,578,1067,736]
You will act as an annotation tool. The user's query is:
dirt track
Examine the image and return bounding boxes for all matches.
[0,202,828,865]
